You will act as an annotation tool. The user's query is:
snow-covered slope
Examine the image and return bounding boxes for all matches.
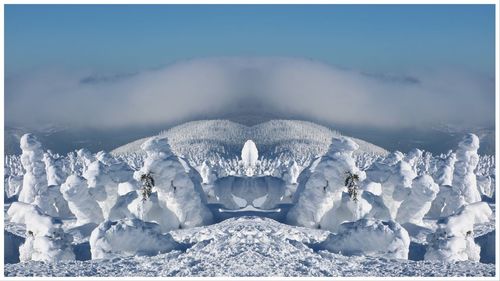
[4,217,495,277]
[111,119,389,161]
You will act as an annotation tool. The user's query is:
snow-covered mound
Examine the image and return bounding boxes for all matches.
[89,218,179,259]
[6,202,75,262]
[212,176,286,209]
[318,218,410,259]
[425,202,493,262]
[4,217,495,277]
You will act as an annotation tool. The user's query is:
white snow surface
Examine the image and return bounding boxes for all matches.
[4,217,495,277]
[3,122,497,277]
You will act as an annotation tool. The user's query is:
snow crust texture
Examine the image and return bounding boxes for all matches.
[4,217,495,277]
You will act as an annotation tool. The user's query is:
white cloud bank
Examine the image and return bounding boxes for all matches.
[5,57,495,129]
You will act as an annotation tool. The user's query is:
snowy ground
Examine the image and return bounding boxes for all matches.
[3,120,496,277]
[4,216,495,277]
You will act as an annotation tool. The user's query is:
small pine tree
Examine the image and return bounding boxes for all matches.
[140,172,155,201]
[345,171,359,202]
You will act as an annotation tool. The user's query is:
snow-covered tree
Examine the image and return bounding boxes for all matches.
[83,151,135,220]
[60,175,104,226]
[428,134,483,220]
[365,151,416,219]
[425,202,492,262]
[7,202,75,262]
[396,174,439,225]
[452,133,481,204]
[134,137,212,229]
[433,151,456,186]
[17,134,64,217]
[43,152,66,186]
[287,137,366,229]
[241,140,259,176]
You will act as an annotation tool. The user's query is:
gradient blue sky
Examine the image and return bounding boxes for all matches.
[5,4,496,75]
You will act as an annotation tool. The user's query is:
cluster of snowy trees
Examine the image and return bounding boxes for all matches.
[287,133,495,261]
[5,134,211,262]
[3,130,496,263]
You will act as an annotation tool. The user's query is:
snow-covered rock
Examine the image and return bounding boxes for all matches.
[287,137,366,229]
[396,174,439,225]
[89,218,179,259]
[60,175,104,226]
[319,218,410,259]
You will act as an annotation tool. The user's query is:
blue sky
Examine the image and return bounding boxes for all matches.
[5,4,496,75]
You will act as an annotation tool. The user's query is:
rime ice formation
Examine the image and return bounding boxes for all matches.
[452,133,481,204]
[134,137,212,229]
[319,192,373,232]
[425,202,492,262]
[241,140,259,176]
[405,148,423,174]
[200,161,217,185]
[434,151,456,186]
[17,134,63,217]
[127,189,180,233]
[282,160,300,185]
[83,160,118,219]
[89,218,179,259]
[319,219,410,259]
[287,137,366,229]
[7,202,75,262]
[2,123,496,274]
[60,175,104,226]
[365,151,416,220]
[43,152,66,186]
[83,151,134,220]
[396,174,439,225]
[42,152,73,218]
[426,185,463,219]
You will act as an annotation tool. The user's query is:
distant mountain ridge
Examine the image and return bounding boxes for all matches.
[111,119,389,162]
